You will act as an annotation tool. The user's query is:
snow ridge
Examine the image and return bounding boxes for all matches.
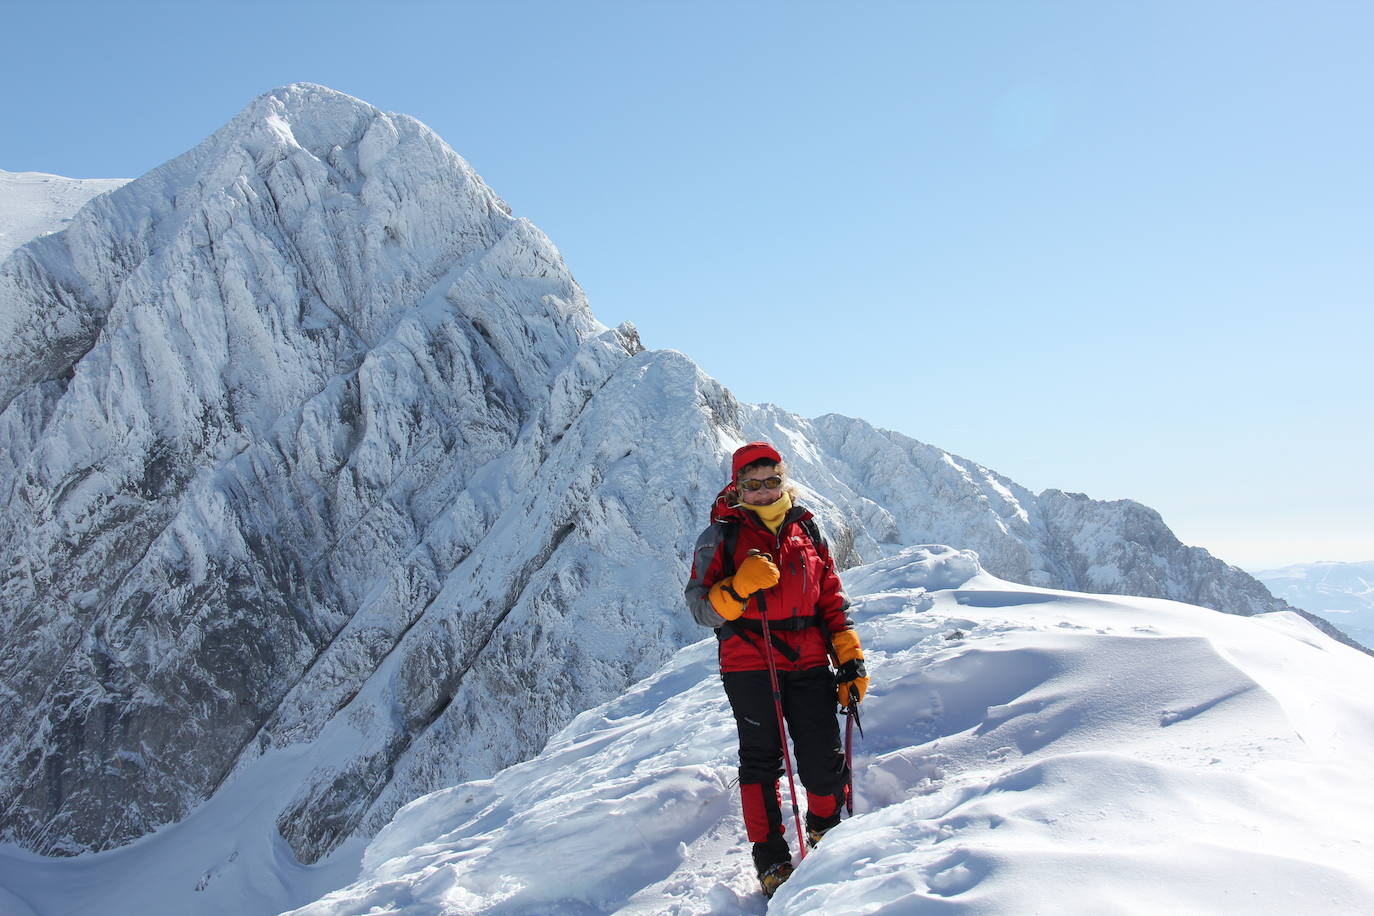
[286,547,1374,915]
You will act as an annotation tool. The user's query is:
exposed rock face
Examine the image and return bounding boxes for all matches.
[0,84,1304,863]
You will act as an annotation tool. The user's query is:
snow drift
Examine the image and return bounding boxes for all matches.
[285,546,1374,915]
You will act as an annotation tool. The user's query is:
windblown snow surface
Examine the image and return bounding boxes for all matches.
[274,546,1372,916]
[0,168,128,260]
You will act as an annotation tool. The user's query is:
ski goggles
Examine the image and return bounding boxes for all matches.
[738,475,784,491]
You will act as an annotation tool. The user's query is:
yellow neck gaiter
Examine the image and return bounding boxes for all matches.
[742,491,792,534]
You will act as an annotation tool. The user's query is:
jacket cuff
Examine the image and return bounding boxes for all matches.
[831,627,863,663]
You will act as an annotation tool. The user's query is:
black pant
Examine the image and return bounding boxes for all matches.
[723,665,846,867]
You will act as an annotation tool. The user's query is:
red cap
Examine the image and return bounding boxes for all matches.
[731,442,783,480]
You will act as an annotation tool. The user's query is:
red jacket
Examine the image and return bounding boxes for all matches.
[686,488,852,673]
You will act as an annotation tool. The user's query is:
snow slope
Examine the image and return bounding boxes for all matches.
[288,546,1374,916]
[0,744,366,916]
[1253,561,1374,650]
[0,168,127,261]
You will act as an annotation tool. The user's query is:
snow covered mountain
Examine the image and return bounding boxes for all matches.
[1252,561,1374,650]
[0,83,1318,881]
[0,168,129,261]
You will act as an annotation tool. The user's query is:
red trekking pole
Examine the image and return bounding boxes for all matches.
[752,551,808,862]
[823,626,863,817]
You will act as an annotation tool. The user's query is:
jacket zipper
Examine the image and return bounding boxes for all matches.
[748,510,807,624]
[778,516,806,623]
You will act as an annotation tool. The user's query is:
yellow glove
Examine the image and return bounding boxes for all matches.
[832,628,869,707]
[708,578,747,621]
[734,554,780,595]
[706,555,780,623]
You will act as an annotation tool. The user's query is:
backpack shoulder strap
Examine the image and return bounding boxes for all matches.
[718,520,740,577]
[799,515,841,665]
[715,519,802,663]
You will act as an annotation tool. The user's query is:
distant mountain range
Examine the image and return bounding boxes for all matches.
[0,83,1352,874]
[1252,561,1374,650]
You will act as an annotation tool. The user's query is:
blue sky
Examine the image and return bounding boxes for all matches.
[4,1,1370,569]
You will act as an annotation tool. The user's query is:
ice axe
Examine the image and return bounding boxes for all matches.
[844,682,862,816]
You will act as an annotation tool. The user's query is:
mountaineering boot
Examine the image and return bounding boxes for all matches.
[759,861,794,898]
[752,835,791,896]
[806,809,842,848]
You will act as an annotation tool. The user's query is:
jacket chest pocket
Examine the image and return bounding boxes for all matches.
[784,536,823,604]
